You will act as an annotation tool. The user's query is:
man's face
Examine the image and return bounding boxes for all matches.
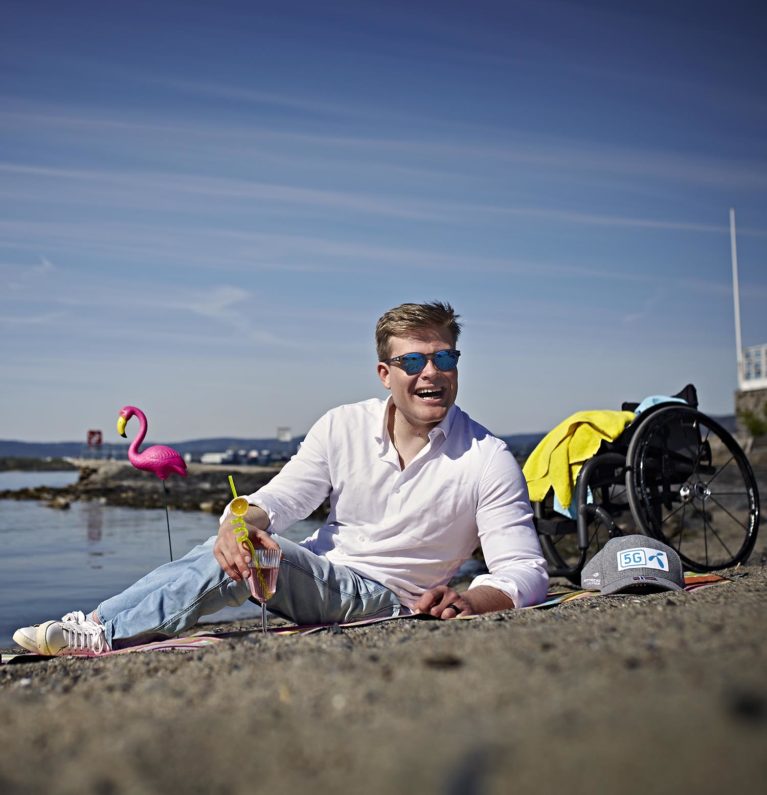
[377,328,459,432]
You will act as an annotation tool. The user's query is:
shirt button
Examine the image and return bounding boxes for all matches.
[357,534,365,543]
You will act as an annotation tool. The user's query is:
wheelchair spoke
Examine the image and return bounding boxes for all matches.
[659,489,741,564]
[702,452,735,488]
[658,500,688,526]
[688,500,736,562]
[706,494,750,532]
[665,503,688,557]
[703,496,710,564]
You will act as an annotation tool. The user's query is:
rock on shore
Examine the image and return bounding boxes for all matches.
[0,459,303,515]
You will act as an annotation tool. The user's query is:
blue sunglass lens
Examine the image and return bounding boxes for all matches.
[400,354,427,374]
[398,351,459,374]
[434,351,459,371]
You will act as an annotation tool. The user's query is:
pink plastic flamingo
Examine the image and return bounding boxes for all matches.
[117,405,187,480]
[117,405,187,560]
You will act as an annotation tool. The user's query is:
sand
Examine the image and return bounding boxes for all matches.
[1,563,766,795]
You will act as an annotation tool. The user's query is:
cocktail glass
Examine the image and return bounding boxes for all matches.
[247,548,281,633]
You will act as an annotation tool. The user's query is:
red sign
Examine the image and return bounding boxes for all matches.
[87,430,103,448]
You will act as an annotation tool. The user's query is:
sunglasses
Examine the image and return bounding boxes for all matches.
[383,349,461,375]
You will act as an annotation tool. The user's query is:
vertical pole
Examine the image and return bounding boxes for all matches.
[162,481,174,561]
[730,208,743,388]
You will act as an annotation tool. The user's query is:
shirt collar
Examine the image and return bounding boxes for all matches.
[374,397,458,449]
[375,397,392,451]
[429,403,458,441]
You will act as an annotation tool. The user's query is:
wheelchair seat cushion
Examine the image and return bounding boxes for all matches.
[633,394,688,415]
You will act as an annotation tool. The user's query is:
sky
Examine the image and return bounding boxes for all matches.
[1,0,766,443]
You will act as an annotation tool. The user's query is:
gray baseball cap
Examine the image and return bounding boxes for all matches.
[580,535,684,594]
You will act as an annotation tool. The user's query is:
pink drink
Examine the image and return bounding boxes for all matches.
[247,565,279,603]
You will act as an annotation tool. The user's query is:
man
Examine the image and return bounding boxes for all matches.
[14,301,548,656]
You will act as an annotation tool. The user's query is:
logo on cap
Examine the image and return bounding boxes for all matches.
[616,547,669,572]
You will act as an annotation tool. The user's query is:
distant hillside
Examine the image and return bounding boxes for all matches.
[0,440,88,458]
[0,436,302,460]
[0,414,738,462]
[1,433,543,461]
[499,433,545,458]
[709,415,737,433]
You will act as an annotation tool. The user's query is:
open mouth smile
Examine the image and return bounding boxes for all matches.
[415,387,446,401]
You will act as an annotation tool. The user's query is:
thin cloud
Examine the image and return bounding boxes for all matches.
[3,100,767,195]
[621,290,667,325]
[0,217,741,293]
[0,310,67,326]
[158,79,376,120]
[0,160,757,239]
[0,162,448,222]
[0,255,58,293]
[477,206,726,234]
[165,285,251,326]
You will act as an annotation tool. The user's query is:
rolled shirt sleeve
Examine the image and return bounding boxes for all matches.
[469,444,549,608]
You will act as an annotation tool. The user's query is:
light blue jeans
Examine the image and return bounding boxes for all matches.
[96,534,404,647]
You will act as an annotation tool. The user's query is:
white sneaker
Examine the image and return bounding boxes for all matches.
[13,611,94,654]
[12,624,40,653]
[35,611,109,656]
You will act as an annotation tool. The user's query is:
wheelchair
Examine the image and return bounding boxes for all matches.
[531,385,761,584]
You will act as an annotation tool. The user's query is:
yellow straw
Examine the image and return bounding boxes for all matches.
[228,475,267,596]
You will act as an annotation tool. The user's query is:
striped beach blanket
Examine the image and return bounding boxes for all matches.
[1,572,730,664]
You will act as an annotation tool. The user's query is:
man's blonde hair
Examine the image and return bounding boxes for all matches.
[375,301,462,362]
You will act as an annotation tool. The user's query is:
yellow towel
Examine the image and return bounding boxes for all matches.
[523,410,635,509]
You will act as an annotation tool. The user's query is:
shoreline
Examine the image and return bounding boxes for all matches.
[0,459,308,515]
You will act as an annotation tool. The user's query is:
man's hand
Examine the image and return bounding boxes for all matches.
[414,585,473,619]
[414,584,515,619]
[213,504,279,582]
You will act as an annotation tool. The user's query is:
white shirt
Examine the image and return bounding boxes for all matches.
[242,398,548,610]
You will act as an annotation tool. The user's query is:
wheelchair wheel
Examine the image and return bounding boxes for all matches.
[537,518,588,585]
[539,454,633,585]
[626,406,760,571]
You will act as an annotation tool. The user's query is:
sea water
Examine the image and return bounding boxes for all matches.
[0,471,319,647]
[0,470,80,490]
